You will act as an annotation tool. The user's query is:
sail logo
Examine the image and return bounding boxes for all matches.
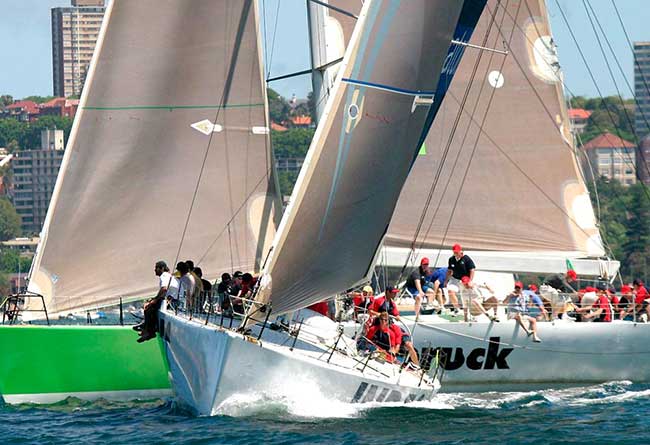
[422,337,514,371]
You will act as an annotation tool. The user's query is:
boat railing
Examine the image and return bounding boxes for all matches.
[0,293,49,325]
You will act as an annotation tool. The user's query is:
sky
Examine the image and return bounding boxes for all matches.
[0,0,648,101]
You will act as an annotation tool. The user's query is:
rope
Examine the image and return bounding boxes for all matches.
[396,0,505,283]
[414,0,518,271]
[552,0,650,202]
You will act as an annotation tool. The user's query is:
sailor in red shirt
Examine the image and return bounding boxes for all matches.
[388,320,420,367]
[576,284,611,322]
[632,279,650,322]
[365,312,399,361]
[369,286,400,319]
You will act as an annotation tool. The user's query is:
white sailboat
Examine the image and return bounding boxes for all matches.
[160,0,489,416]
[331,0,650,392]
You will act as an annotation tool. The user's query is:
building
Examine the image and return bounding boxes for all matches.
[568,108,592,135]
[275,157,304,173]
[635,42,650,183]
[39,97,80,118]
[1,237,40,256]
[582,132,637,186]
[51,0,106,98]
[635,42,650,140]
[1,100,40,122]
[10,129,65,234]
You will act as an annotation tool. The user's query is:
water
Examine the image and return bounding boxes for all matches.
[3,381,650,444]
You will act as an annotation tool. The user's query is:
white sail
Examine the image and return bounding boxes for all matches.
[26,0,281,316]
[385,0,605,259]
[257,0,487,315]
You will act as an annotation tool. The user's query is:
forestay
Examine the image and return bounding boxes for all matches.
[27,0,280,316]
[259,0,486,315]
[385,0,604,256]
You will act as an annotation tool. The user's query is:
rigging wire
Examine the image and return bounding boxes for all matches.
[417,0,521,271]
[584,0,650,136]
[610,0,650,100]
[266,0,282,78]
[581,1,642,150]
[396,0,506,282]
[551,0,650,202]
[173,1,255,268]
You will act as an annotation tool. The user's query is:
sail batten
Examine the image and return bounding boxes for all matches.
[27,0,280,317]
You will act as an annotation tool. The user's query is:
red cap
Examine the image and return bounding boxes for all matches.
[566,270,578,280]
[514,281,523,289]
[452,243,462,253]
[420,257,430,266]
[461,276,470,284]
[621,285,632,293]
[528,284,538,292]
[585,286,595,292]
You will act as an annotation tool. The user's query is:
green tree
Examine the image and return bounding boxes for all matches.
[21,95,55,104]
[0,118,26,149]
[0,271,9,297]
[271,128,314,159]
[0,95,13,107]
[0,249,32,274]
[277,171,299,196]
[267,88,290,124]
[18,116,73,150]
[0,198,21,241]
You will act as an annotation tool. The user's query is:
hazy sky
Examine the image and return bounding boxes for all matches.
[0,0,648,101]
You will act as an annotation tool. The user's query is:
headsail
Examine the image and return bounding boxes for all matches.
[27,0,280,316]
[259,0,486,315]
[384,0,605,258]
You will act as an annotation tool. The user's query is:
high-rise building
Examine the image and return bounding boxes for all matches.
[634,42,650,183]
[11,130,66,235]
[51,0,106,98]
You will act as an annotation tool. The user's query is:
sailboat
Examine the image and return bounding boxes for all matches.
[0,0,287,404]
[326,0,650,392]
[160,0,487,416]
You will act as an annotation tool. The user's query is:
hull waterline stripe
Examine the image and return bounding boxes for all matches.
[341,78,435,97]
[2,388,172,405]
[83,103,264,111]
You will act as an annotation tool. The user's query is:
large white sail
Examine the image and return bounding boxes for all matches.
[27,0,280,316]
[258,0,486,315]
[385,0,604,258]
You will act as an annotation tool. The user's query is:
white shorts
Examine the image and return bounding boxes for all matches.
[447,277,461,293]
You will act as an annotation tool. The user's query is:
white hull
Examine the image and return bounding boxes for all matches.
[159,311,438,416]
[346,316,650,392]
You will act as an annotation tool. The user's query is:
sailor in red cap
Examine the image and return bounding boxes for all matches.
[504,281,542,342]
[404,257,434,320]
[445,244,476,320]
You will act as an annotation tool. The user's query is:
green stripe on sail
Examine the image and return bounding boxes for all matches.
[83,103,264,111]
[0,325,169,396]
[418,143,426,155]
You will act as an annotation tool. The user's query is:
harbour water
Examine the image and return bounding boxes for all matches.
[2,380,650,444]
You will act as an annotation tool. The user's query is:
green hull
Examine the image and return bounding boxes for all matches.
[0,325,171,404]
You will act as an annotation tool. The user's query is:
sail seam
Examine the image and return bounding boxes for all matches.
[82,103,264,110]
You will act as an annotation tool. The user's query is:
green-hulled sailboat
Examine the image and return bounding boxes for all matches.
[3,0,280,404]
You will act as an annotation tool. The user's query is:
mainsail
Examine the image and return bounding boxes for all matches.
[258,0,486,315]
[27,0,280,316]
[384,0,605,260]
